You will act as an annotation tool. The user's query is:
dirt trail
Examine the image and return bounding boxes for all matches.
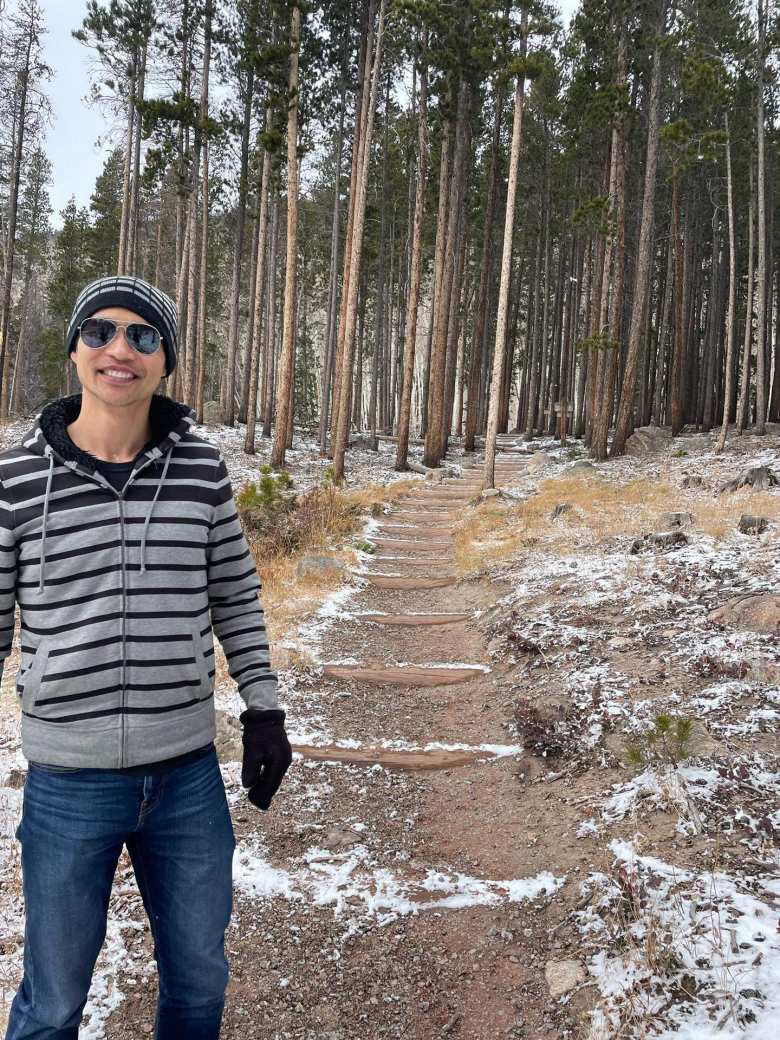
[105,444,591,1040]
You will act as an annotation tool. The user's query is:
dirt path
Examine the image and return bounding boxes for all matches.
[100,445,594,1040]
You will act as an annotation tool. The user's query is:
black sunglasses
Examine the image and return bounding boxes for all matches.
[78,317,162,355]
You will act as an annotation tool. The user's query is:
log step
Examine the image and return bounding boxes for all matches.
[371,538,455,552]
[366,575,455,589]
[390,511,454,522]
[323,663,485,686]
[292,744,496,771]
[359,612,469,626]
[378,525,452,539]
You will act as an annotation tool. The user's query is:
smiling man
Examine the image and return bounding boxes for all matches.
[0,275,292,1040]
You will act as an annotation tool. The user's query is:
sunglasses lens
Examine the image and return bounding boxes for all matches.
[127,324,161,354]
[80,318,115,348]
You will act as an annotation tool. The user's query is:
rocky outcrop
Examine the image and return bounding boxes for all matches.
[708,595,780,635]
[625,426,673,456]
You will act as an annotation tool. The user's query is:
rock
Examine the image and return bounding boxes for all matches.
[680,474,704,488]
[567,461,596,476]
[482,488,501,499]
[708,595,780,636]
[545,959,587,999]
[660,511,694,529]
[215,709,243,762]
[296,554,349,580]
[551,502,572,519]
[350,434,378,451]
[5,768,25,789]
[738,515,769,535]
[202,400,224,425]
[527,451,554,473]
[686,719,724,759]
[719,466,779,493]
[630,530,689,554]
[625,425,673,456]
[319,824,363,851]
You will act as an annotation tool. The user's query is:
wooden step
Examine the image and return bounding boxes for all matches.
[292,744,496,771]
[371,538,454,552]
[359,612,469,626]
[378,526,453,540]
[366,575,455,589]
[323,663,485,686]
[390,511,455,522]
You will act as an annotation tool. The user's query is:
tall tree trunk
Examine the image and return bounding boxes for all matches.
[0,25,32,421]
[611,0,666,455]
[669,176,685,435]
[424,78,470,467]
[224,65,255,426]
[331,0,387,480]
[465,86,503,452]
[484,23,527,490]
[319,59,347,455]
[245,121,273,454]
[396,51,428,470]
[271,4,301,468]
[754,0,768,432]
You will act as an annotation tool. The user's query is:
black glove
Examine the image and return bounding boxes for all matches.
[239,708,293,810]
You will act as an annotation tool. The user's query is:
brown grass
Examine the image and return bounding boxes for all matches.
[244,477,419,645]
[452,475,780,576]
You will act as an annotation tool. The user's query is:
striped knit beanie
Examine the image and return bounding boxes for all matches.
[66,276,178,377]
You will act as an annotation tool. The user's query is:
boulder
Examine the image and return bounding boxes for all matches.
[481,488,501,499]
[660,511,695,529]
[738,515,769,535]
[719,466,779,493]
[215,710,243,762]
[527,451,554,473]
[545,959,587,999]
[630,530,689,554]
[625,426,673,456]
[568,460,596,476]
[202,400,224,425]
[708,595,780,636]
[296,554,349,580]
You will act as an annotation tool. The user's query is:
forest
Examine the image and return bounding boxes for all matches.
[0,0,778,481]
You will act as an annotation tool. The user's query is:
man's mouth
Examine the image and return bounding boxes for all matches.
[99,368,139,382]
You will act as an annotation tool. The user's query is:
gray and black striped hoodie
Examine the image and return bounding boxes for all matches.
[0,392,278,769]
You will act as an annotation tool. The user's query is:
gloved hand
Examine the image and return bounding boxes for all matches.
[239,708,293,810]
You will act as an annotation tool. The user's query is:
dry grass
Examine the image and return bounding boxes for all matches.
[452,474,780,576]
[242,477,420,644]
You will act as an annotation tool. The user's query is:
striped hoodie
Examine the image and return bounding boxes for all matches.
[0,392,279,769]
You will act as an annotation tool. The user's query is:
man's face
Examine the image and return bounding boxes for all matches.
[70,306,167,405]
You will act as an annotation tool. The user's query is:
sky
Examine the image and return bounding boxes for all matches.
[43,0,581,228]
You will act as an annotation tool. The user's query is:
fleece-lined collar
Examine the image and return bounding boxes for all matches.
[29,392,195,473]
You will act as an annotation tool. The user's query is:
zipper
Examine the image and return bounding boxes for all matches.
[47,448,165,768]
[117,490,127,767]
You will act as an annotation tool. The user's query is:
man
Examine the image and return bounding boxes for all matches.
[1,275,292,1040]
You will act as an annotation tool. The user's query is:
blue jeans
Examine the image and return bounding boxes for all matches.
[5,748,235,1040]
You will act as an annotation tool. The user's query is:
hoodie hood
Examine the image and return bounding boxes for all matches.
[24,392,196,593]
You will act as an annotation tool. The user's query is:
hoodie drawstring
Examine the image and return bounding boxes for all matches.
[36,444,174,592]
[140,446,173,574]
[37,450,55,593]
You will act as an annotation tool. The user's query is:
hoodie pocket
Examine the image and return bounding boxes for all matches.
[190,622,212,697]
[20,642,51,713]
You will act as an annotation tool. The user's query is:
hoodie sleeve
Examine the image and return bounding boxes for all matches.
[206,452,279,712]
[0,479,17,688]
